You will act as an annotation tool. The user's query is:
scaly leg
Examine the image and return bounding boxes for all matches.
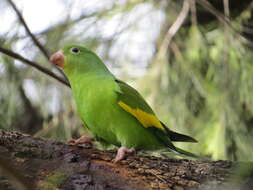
[113,147,135,163]
[67,136,94,145]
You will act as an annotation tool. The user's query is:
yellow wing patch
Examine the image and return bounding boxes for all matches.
[118,101,165,131]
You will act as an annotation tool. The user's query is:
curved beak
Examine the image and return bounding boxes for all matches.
[50,50,64,68]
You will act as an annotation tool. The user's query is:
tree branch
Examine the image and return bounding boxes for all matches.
[6,0,69,81]
[147,0,191,107]
[196,0,253,47]
[7,0,50,59]
[0,46,70,87]
[0,130,244,190]
[157,0,190,60]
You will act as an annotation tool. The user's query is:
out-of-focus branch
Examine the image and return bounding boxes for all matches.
[6,0,90,81]
[0,46,70,87]
[190,0,198,26]
[196,0,230,26]
[6,0,70,82]
[7,0,50,59]
[1,7,109,41]
[147,0,190,107]
[157,0,190,59]
[196,0,253,47]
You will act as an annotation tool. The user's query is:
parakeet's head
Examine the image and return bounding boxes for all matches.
[50,45,109,75]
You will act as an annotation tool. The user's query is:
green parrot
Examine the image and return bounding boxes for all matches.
[50,45,198,162]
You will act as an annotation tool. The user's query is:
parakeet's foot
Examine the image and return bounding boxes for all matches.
[113,147,135,163]
[67,136,94,145]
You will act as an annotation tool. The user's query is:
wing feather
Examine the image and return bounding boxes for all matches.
[115,79,165,131]
[115,79,198,144]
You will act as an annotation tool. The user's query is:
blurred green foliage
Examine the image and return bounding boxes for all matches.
[0,0,253,161]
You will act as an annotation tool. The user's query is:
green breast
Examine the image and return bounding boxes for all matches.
[69,73,120,145]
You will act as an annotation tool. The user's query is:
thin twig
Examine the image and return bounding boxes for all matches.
[7,0,49,59]
[148,0,190,107]
[196,0,253,47]
[157,0,190,59]
[190,0,197,26]
[0,46,70,87]
[196,0,230,25]
[6,0,79,81]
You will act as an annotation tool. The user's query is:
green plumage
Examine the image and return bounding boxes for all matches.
[61,45,197,157]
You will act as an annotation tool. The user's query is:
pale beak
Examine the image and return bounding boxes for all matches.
[50,50,64,68]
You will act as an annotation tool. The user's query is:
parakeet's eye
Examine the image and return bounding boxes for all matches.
[70,47,80,54]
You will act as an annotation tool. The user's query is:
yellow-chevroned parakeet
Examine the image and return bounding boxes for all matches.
[50,45,198,162]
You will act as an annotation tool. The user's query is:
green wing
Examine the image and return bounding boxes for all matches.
[114,79,197,146]
[115,79,164,130]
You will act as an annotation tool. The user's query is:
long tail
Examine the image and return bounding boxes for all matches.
[167,146,208,160]
[174,146,199,158]
[161,122,198,143]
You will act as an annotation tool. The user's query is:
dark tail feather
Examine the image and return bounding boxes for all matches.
[167,130,198,142]
[161,122,198,143]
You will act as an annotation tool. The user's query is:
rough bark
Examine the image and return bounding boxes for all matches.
[0,130,251,190]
